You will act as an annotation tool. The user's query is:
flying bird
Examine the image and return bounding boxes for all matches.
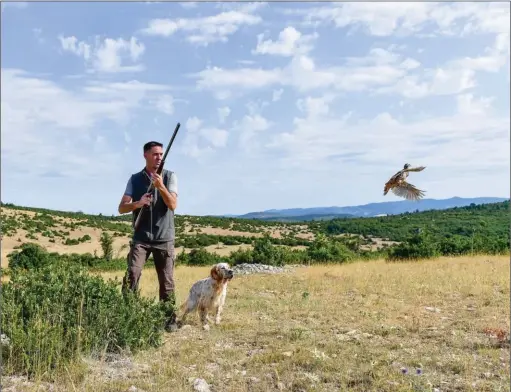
[383,164,426,201]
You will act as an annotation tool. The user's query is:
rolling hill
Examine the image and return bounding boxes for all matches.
[234,197,508,221]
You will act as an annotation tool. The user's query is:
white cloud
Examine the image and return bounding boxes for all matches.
[1,68,172,178]
[296,95,335,118]
[289,2,509,38]
[194,46,422,97]
[185,116,202,133]
[217,106,231,124]
[456,93,494,116]
[377,32,509,99]
[139,3,263,46]
[59,35,145,73]
[154,94,174,115]
[272,88,283,102]
[59,35,92,60]
[182,116,228,157]
[253,26,318,57]
[266,93,508,181]
[201,128,228,148]
[236,114,271,151]
[195,28,506,101]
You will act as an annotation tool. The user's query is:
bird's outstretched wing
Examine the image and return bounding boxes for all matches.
[404,166,426,173]
[391,181,426,200]
[383,169,405,195]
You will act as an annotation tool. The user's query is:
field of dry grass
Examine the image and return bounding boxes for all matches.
[17,255,506,392]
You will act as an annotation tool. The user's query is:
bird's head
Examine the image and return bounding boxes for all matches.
[403,163,411,169]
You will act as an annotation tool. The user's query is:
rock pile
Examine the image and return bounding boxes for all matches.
[232,263,303,275]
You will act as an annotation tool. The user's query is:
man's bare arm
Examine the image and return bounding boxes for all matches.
[158,187,178,211]
[118,195,141,214]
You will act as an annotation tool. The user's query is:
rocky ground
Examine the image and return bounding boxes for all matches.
[232,263,305,275]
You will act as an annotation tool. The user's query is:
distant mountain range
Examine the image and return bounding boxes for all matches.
[225,197,509,222]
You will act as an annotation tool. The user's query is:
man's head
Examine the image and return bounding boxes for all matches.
[143,141,163,171]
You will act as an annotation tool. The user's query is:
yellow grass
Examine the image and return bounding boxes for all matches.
[38,255,509,392]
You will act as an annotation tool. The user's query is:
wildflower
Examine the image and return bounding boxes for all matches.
[416,368,423,375]
[401,367,408,374]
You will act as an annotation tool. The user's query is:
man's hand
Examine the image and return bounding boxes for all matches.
[151,173,165,191]
[136,193,153,208]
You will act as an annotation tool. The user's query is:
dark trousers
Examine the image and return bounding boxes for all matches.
[122,240,176,308]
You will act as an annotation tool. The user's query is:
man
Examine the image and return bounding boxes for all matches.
[118,141,179,332]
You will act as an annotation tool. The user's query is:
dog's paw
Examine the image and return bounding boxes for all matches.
[202,324,210,331]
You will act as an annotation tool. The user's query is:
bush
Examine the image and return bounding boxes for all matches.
[177,248,227,266]
[386,231,440,262]
[7,243,52,272]
[5,243,152,274]
[99,231,114,260]
[307,234,356,263]
[229,248,254,265]
[1,261,167,381]
[251,234,286,266]
[438,235,471,256]
[279,247,309,264]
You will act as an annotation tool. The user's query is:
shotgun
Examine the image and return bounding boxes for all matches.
[133,122,181,231]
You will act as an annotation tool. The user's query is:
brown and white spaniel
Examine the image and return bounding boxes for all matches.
[177,262,234,330]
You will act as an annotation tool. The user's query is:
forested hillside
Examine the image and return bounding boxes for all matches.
[313,201,509,241]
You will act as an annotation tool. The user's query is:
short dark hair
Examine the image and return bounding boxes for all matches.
[143,141,163,152]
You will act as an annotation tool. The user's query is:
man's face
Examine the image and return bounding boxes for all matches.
[145,146,163,170]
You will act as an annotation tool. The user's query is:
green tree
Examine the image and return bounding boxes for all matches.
[99,231,114,261]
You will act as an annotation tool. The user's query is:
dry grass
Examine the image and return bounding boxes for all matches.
[39,255,509,392]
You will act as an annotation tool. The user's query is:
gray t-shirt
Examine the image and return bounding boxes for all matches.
[124,171,178,198]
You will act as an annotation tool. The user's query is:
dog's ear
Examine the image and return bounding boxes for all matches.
[210,265,221,281]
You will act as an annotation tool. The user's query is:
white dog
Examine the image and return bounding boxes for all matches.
[177,262,234,330]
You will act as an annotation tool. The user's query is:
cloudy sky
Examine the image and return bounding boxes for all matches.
[1,1,509,216]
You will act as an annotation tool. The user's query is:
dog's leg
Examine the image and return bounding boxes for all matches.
[215,292,227,325]
[214,305,223,325]
[177,298,196,326]
[199,306,210,331]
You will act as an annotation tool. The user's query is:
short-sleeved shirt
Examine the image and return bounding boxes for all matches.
[124,171,178,198]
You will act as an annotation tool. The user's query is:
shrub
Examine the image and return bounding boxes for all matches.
[279,247,309,264]
[64,238,80,245]
[7,243,52,272]
[307,234,355,263]
[386,231,440,262]
[229,248,254,265]
[251,234,286,266]
[5,244,153,275]
[99,231,114,261]
[438,235,471,256]
[1,261,167,381]
[177,248,227,266]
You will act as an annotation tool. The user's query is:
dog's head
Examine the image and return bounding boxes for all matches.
[210,262,234,282]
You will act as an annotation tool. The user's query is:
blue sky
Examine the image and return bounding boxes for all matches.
[1,1,509,216]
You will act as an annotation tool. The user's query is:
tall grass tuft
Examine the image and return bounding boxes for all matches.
[1,259,167,381]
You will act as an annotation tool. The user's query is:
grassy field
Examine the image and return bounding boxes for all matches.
[7,255,508,392]
[1,202,509,392]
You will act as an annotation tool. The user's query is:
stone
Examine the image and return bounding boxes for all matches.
[193,378,211,392]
